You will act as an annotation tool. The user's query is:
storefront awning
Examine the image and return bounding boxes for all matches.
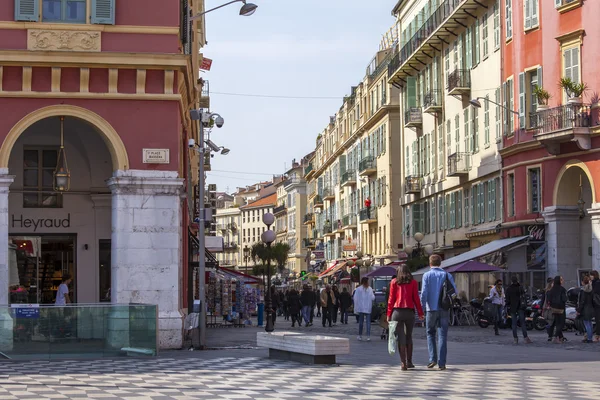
[440,236,529,268]
[218,267,263,285]
[319,261,346,278]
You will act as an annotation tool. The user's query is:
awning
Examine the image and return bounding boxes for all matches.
[441,236,529,268]
[319,261,346,278]
[364,266,397,278]
[445,260,503,273]
[218,267,262,285]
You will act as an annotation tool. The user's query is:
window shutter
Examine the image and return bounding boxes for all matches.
[572,47,580,83]
[524,0,531,30]
[554,0,562,8]
[518,72,525,128]
[502,81,508,135]
[14,0,39,21]
[564,48,572,80]
[339,154,346,176]
[474,19,480,65]
[537,66,543,89]
[406,146,410,177]
[457,192,462,227]
[91,0,116,25]
[532,0,539,27]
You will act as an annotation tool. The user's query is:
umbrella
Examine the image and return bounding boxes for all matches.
[445,260,502,273]
[364,266,397,278]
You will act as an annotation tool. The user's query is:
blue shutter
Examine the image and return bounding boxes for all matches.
[14,0,39,21]
[91,0,116,25]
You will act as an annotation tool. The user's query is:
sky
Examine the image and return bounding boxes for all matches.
[202,0,396,194]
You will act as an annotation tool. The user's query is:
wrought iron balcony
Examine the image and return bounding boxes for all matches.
[227,222,238,231]
[273,204,287,215]
[199,79,210,109]
[322,187,335,201]
[224,242,238,251]
[359,207,376,223]
[341,170,356,187]
[303,238,315,248]
[342,214,357,228]
[423,90,443,114]
[323,224,333,235]
[359,156,377,176]
[447,152,470,176]
[404,107,423,128]
[405,176,422,194]
[533,103,593,155]
[313,195,323,208]
[304,162,314,177]
[216,224,229,231]
[304,212,315,224]
[388,0,476,85]
[447,69,471,96]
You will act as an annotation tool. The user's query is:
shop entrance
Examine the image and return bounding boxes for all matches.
[9,235,76,305]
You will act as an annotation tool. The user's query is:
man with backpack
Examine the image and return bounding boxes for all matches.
[591,270,600,342]
[505,276,533,344]
[420,254,456,371]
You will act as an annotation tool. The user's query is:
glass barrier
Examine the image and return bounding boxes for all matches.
[0,303,158,360]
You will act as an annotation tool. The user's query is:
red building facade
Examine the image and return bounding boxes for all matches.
[0,0,205,348]
[501,0,600,288]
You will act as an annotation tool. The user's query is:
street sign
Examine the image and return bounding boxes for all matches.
[11,304,40,319]
[200,57,213,71]
[142,149,170,164]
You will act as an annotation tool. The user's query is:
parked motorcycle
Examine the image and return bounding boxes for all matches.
[529,299,548,331]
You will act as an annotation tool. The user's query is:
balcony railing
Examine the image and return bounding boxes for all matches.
[323,224,333,235]
[303,238,315,248]
[369,49,395,81]
[447,152,470,176]
[342,214,357,227]
[341,170,356,186]
[534,104,592,132]
[322,187,335,200]
[423,90,443,113]
[447,69,471,95]
[273,204,287,215]
[388,0,466,80]
[404,107,423,127]
[304,213,314,224]
[405,176,422,194]
[313,195,323,207]
[224,242,238,251]
[359,156,376,174]
[304,162,314,177]
[227,222,238,231]
[199,79,210,109]
[359,207,376,222]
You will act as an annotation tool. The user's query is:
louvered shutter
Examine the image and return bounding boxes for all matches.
[91,0,116,25]
[531,0,539,27]
[524,0,531,30]
[571,47,580,83]
[518,72,525,128]
[537,66,543,89]
[554,0,562,8]
[14,0,39,21]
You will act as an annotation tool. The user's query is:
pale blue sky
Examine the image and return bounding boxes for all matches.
[203,0,395,193]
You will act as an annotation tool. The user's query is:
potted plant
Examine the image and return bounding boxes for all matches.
[559,77,588,104]
[533,85,551,111]
[589,91,600,126]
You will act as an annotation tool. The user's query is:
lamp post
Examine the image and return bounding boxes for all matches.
[243,245,250,273]
[469,97,519,115]
[261,212,276,332]
[191,0,258,20]
[404,232,434,258]
[188,110,229,349]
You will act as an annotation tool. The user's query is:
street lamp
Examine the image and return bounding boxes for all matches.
[243,245,250,273]
[191,0,258,20]
[404,232,434,257]
[188,110,228,349]
[262,212,276,332]
[470,97,519,115]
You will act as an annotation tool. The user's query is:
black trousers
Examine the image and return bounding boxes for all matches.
[549,312,565,338]
[595,308,600,336]
[322,305,333,327]
[391,308,415,346]
[310,307,314,323]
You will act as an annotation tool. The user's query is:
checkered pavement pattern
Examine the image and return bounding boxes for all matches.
[0,356,597,399]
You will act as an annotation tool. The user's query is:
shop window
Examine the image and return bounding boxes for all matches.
[23,148,62,208]
[528,167,542,213]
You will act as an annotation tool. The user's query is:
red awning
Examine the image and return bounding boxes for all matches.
[219,267,263,285]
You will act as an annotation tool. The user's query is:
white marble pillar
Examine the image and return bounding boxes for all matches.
[542,206,581,288]
[0,170,15,352]
[107,170,184,349]
[588,203,600,274]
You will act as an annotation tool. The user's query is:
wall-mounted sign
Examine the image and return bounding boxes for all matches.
[12,214,70,231]
[11,304,40,319]
[143,149,170,164]
[312,250,325,261]
[342,239,357,252]
[453,240,471,249]
[526,224,545,241]
[200,57,213,71]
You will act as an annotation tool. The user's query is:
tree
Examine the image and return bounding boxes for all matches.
[271,242,290,273]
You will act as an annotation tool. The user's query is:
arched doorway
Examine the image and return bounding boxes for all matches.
[544,161,595,288]
[7,115,114,305]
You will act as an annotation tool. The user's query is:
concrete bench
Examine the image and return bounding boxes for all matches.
[256,332,349,364]
[121,347,155,356]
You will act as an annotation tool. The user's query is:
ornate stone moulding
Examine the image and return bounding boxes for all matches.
[28,29,101,52]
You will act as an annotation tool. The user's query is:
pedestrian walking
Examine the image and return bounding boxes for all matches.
[591,270,600,342]
[269,286,279,326]
[320,285,336,328]
[387,264,424,371]
[309,286,317,324]
[300,285,314,327]
[316,289,322,318]
[547,275,568,344]
[287,289,301,327]
[332,285,340,325]
[505,276,532,344]
[421,254,457,371]
[577,276,595,343]
[338,287,352,324]
[542,278,555,341]
[489,279,505,336]
[282,290,290,321]
[353,277,375,341]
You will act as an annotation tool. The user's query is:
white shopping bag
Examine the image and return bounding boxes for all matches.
[388,320,398,355]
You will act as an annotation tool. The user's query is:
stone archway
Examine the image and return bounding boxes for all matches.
[0,105,129,172]
[553,160,596,206]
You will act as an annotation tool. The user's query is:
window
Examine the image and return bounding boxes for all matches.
[439,196,445,231]
[463,108,470,153]
[487,179,497,221]
[484,95,490,146]
[457,191,462,228]
[474,18,480,66]
[412,203,424,235]
[454,114,460,154]
[23,148,62,208]
[529,167,541,213]
[424,201,430,234]
[505,0,513,40]
[446,119,452,166]
[464,188,470,226]
[449,192,456,229]
[503,78,515,136]
[445,47,450,77]
[495,88,501,140]
[554,0,583,11]
[526,68,542,128]
[15,0,116,24]
[473,106,479,152]
[482,12,489,59]
[431,200,436,233]
[405,146,410,177]
[438,123,444,170]
[524,0,539,30]
[508,173,515,217]
[465,26,473,69]
[563,46,581,84]
[493,1,500,50]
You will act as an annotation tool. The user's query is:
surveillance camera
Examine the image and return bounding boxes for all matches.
[188,139,196,148]
[214,116,224,128]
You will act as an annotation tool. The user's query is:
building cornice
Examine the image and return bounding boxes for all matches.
[498,140,543,158]
[0,21,179,35]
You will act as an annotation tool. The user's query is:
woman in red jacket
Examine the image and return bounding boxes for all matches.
[387,264,424,370]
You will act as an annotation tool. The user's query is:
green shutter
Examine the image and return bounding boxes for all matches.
[91,0,116,25]
[15,0,39,21]
[537,66,543,89]
[518,72,525,128]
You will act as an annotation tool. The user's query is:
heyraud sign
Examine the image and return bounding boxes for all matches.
[11,214,71,231]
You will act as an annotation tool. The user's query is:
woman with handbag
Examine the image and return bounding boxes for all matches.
[547,275,568,344]
[577,276,595,343]
[543,279,554,341]
[489,280,505,336]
